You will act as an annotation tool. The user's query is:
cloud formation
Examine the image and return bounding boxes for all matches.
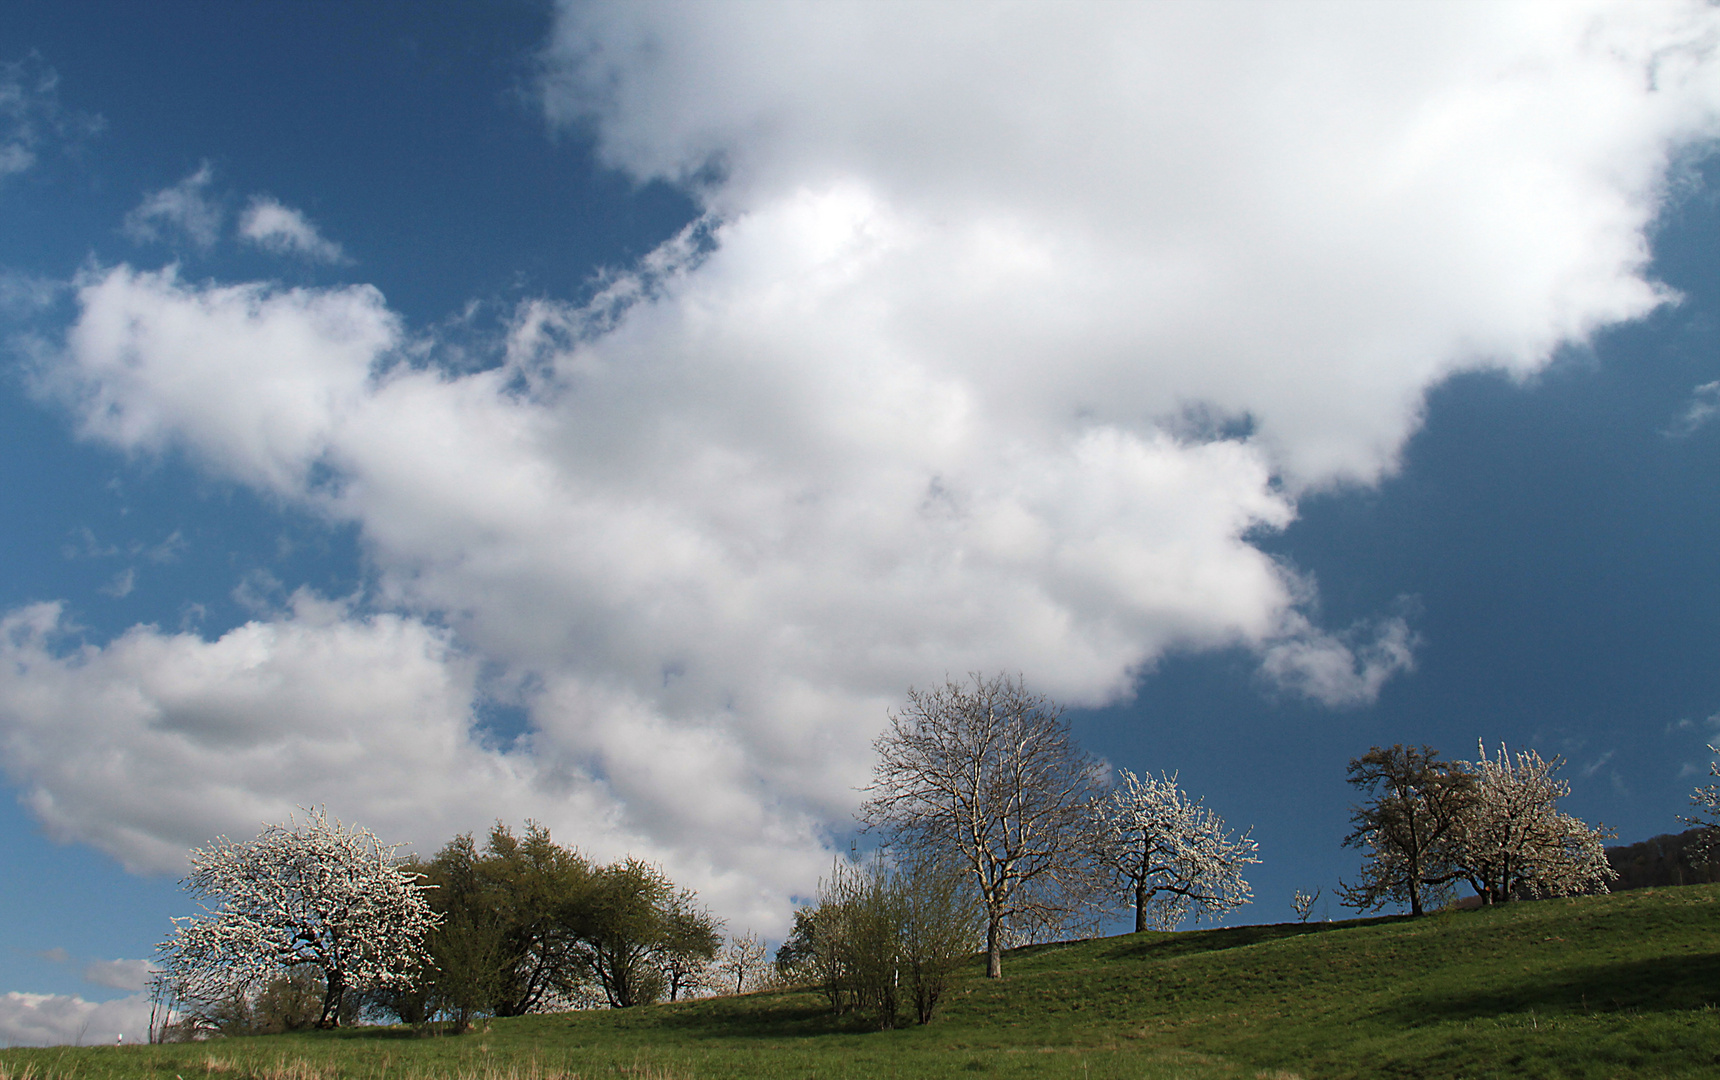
[239,197,349,263]
[123,164,223,249]
[9,1,1720,935]
[0,992,148,1047]
[80,960,153,994]
[0,54,100,181]
[1668,380,1720,436]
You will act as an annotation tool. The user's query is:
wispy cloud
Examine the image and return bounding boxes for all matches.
[238,196,349,263]
[1667,380,1720,437]
[79,959,154,993]
[123,163,223,249]
[97,568,135,599]
[0,53,102,182]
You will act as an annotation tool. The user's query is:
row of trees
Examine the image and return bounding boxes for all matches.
[392,824,724,1026]
[859,673,1258,984]
[156,675,1647,1040]
[156,673,1259,1037]
[155,814,740,1035]
[1339,742,1615,915]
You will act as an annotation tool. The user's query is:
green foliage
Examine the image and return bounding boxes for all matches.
[898,857,982,1024]
[472,823,594,1017]
[577,856,712,1011]
[398,824,721,1024]
[250,968,330,1033]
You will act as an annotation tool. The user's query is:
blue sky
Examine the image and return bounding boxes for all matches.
[4,0,1720,1046]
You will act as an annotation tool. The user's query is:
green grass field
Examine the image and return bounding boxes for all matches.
[7,884,1720,1080]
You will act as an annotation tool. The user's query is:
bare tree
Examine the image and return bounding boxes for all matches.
[157,809,437,1028]
[1453,741,1615,903]
[719,930,767,994]
[1339,745,1476,916]
[1089,769,1258,933]
[861,673,1103,978]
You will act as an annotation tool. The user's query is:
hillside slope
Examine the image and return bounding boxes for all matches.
[6,884,1719,1079]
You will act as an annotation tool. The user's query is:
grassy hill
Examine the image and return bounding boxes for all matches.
[8,884,1720,1080]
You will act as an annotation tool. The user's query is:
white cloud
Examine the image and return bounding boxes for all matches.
[0,992,149,1048]
[12,0,1720,935]
[123,164,224,249]
[0,270,63,314]
[1668,379,1720,435]
[239,196,349,263]
[80,959,154,993]
[42,264,399,493]
[1258,612,1418,708]
[0,54,100,182]
[545,0,1711,486]
[97,567,135,598]
[0,595,824,932]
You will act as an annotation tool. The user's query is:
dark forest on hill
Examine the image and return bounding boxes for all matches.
[1605,829,1720,890]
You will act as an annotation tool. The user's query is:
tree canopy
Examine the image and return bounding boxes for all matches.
[157,809,436,1029]
[1090,769,1258,932]
[1339,745,1476,916]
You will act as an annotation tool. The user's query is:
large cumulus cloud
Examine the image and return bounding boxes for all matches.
[5,0,1720,934]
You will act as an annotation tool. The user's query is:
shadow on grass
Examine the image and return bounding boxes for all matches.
[1374,952,1720,1025]
[1089,916,1409,963]
[615,996,867,1041]
[267,989,900,1048]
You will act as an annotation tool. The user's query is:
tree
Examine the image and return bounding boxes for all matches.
[862,673,1103,978]
[719,931,767,995]
[1453,741,1615,903]
[896,855,981,1024]
[575,857,720,1008]
[1680,743,1720,867]
[157,809,437,1029]
[1338,745,1476,916]
[774,853,978,1028]
[469,823,593,1017]
[401,825,719,1020]
[1089,769,1258,933]
[776,898,856,1015]
[658,890,723,1001]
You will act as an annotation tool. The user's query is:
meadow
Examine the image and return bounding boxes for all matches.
[6,883,1719,1080]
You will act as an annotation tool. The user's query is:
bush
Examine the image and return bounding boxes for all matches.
[778,854,980,1029]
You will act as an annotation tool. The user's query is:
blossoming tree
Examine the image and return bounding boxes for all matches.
[158,809,437,1028]
[1090,769,1258,932]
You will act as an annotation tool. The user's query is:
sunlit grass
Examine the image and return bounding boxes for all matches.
[7,884,1720,1079]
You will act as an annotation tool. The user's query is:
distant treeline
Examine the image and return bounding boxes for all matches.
[1605,829,1720,891]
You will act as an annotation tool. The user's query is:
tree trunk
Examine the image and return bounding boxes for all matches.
[316,968,345,1029]
[1135,884,1148,933]
[985,917,1002,978]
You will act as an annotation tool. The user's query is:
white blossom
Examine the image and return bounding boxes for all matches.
[1677,743,1720,867]
[157,809,437,1028]
[1455,742,1615,904]
[1090,770,1258,933]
